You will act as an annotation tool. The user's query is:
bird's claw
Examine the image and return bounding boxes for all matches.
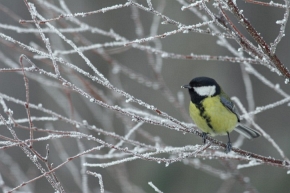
[202,132,207,144]
[225,142,232,153]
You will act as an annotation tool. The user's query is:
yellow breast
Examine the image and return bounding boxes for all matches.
[189,96,238,136]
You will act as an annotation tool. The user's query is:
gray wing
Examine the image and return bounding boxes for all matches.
[220,95,261,138]
[220,95,240,122]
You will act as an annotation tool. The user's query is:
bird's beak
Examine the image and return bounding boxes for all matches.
[181,85,191,89]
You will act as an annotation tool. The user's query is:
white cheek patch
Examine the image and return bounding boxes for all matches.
[194,86,216,96]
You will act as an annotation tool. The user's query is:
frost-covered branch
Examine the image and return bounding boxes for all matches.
[0,0,289,192]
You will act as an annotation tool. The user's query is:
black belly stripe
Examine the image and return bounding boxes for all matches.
[195,103,214,131]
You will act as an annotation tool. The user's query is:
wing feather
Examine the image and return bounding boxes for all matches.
[220,95,240,122]
[220,94,261,138]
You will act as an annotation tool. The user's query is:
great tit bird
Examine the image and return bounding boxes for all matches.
[182,77,260,153]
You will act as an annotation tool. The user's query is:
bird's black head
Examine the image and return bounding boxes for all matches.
[182,77,221,104]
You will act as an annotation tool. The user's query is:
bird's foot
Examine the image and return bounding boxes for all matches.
[202,132,207,144]
[225,142,232,153]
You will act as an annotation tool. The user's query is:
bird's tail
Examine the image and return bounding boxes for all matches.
[235,124,261,139]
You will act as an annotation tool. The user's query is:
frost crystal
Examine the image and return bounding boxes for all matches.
[112,66,120,74]
[276,19,285,25]
[125,97,133,103]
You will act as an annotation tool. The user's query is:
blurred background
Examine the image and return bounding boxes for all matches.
[0,0,290,192]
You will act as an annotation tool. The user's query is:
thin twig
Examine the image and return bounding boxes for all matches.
[19,55,34,147]
[226,0,290,79]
